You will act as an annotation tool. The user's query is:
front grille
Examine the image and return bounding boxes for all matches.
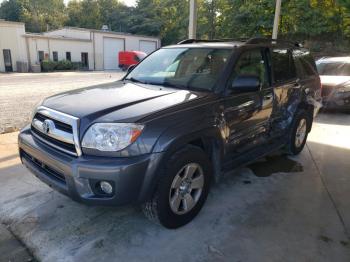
[30,107,81,157]
[34,113,73,133]
[31,127,76,153]
[21,150,66,185]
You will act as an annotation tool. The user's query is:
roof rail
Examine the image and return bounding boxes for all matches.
[246,37,302,47]
[177,38,249,45]
[177,37,302,47]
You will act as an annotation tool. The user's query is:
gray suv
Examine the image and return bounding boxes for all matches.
[18,38,321,228]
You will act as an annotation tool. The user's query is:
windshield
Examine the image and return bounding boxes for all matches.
[317,62,350,76]
[125,47,232,91]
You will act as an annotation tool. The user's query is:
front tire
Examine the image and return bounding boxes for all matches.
[142,145,212,229]
[286,109,311,155]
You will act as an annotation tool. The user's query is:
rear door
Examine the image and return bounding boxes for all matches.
[270,47,300,132]
[223,47,273,154]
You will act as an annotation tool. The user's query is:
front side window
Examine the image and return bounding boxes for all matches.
[272,49,296,83]
[125,47,232,91]
[228,49,268,90]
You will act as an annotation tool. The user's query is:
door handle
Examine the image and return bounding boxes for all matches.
[263,94,273,100]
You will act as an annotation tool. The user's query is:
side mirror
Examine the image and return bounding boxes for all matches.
[127,64,136,73]
[231,75,261,93]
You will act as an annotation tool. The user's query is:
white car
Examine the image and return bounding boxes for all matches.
[316,57,350,110]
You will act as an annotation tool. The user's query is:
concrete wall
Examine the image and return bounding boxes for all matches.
[26,37,93,69]
[0,21,27,72]
[0,22,161,72]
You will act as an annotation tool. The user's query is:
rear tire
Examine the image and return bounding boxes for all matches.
[286,109,311,155]
[142,145,212,229]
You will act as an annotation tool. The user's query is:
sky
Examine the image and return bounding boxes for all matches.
[0,0,137,6]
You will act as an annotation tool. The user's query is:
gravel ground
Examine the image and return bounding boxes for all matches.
[0,71,125,133]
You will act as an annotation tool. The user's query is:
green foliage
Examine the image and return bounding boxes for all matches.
[56,60,73,70]
[0,0,349,47]
[41,60,57,72]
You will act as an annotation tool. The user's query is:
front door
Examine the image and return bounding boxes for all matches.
[3,49,13,72]
[223,48,273,155]
[81,52,89,69]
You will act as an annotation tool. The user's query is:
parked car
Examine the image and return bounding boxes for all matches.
[119,51,147,71]
[316,57,350,110]
[18,38,321,228]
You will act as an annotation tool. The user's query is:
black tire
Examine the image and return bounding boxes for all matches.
[286,109,311,155]
[142,145,212,229]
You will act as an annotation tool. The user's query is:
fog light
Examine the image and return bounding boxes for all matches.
[100,181,113,194]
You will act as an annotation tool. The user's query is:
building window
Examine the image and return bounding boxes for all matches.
[66,52,71,61]
[53,51,58,62]
[38,51,44,62]
[81,52,89,69]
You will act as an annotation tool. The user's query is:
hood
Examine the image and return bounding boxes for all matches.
[320,75,350,87]
[42,81,204,123]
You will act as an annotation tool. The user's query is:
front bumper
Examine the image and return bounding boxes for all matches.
[18,126,164,206]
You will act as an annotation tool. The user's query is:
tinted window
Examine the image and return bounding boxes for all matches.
[272,49,296,83]
[317,62,350,76]
[293,50,317,78]
[229,49,268,89]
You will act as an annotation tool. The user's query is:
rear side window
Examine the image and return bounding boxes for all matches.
[293,50,318,78]
[272,49,296,83]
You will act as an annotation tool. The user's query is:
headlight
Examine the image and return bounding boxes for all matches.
[82,123,144,152]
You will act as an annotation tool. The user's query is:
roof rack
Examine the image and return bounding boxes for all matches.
[246,37,302,47]
[177,37,302,47]
[177,38,249,44]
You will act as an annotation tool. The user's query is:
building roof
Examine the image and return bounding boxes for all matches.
[23,33,92,42]
[45,26,160,41]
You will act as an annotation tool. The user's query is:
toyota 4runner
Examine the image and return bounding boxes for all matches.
[18,38,321,228]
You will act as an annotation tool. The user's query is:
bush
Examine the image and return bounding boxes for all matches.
[56,60,73,70]
[41,60,57,72]
[72,62,83,70]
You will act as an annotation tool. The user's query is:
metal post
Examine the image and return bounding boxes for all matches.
[189,0,198,39]
[272,0,282,40]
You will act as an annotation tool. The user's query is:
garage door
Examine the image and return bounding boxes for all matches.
[103,38,124,70]
[139,40,157,54]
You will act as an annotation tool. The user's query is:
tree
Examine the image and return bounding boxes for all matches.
[0,0,23,21]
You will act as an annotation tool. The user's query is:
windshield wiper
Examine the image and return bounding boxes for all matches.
[125,77,146,84]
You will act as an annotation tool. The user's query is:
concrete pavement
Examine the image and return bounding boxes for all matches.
[0,113,349,262]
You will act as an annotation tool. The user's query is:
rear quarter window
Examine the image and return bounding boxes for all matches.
[271,48,296,83]
[293,49,318,79]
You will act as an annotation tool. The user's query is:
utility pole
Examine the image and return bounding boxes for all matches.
[272,0,282,39]
[188,0,198,39]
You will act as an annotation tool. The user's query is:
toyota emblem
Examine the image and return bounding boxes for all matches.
[42,119,55,134]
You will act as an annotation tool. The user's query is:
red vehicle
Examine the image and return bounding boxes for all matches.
[119,51,147,71]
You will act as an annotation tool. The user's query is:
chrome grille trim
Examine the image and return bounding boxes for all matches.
[32,118,74,145]
[32,106,82,156]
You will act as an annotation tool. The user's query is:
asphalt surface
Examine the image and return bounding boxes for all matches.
[0,71,125,134]
[0,112,349,262]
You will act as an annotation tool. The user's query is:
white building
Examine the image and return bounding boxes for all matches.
[0,19,160,72]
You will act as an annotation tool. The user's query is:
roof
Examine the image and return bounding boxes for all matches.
[49,26,160,41]
[0,19,25,26]
[23,33,92,42]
